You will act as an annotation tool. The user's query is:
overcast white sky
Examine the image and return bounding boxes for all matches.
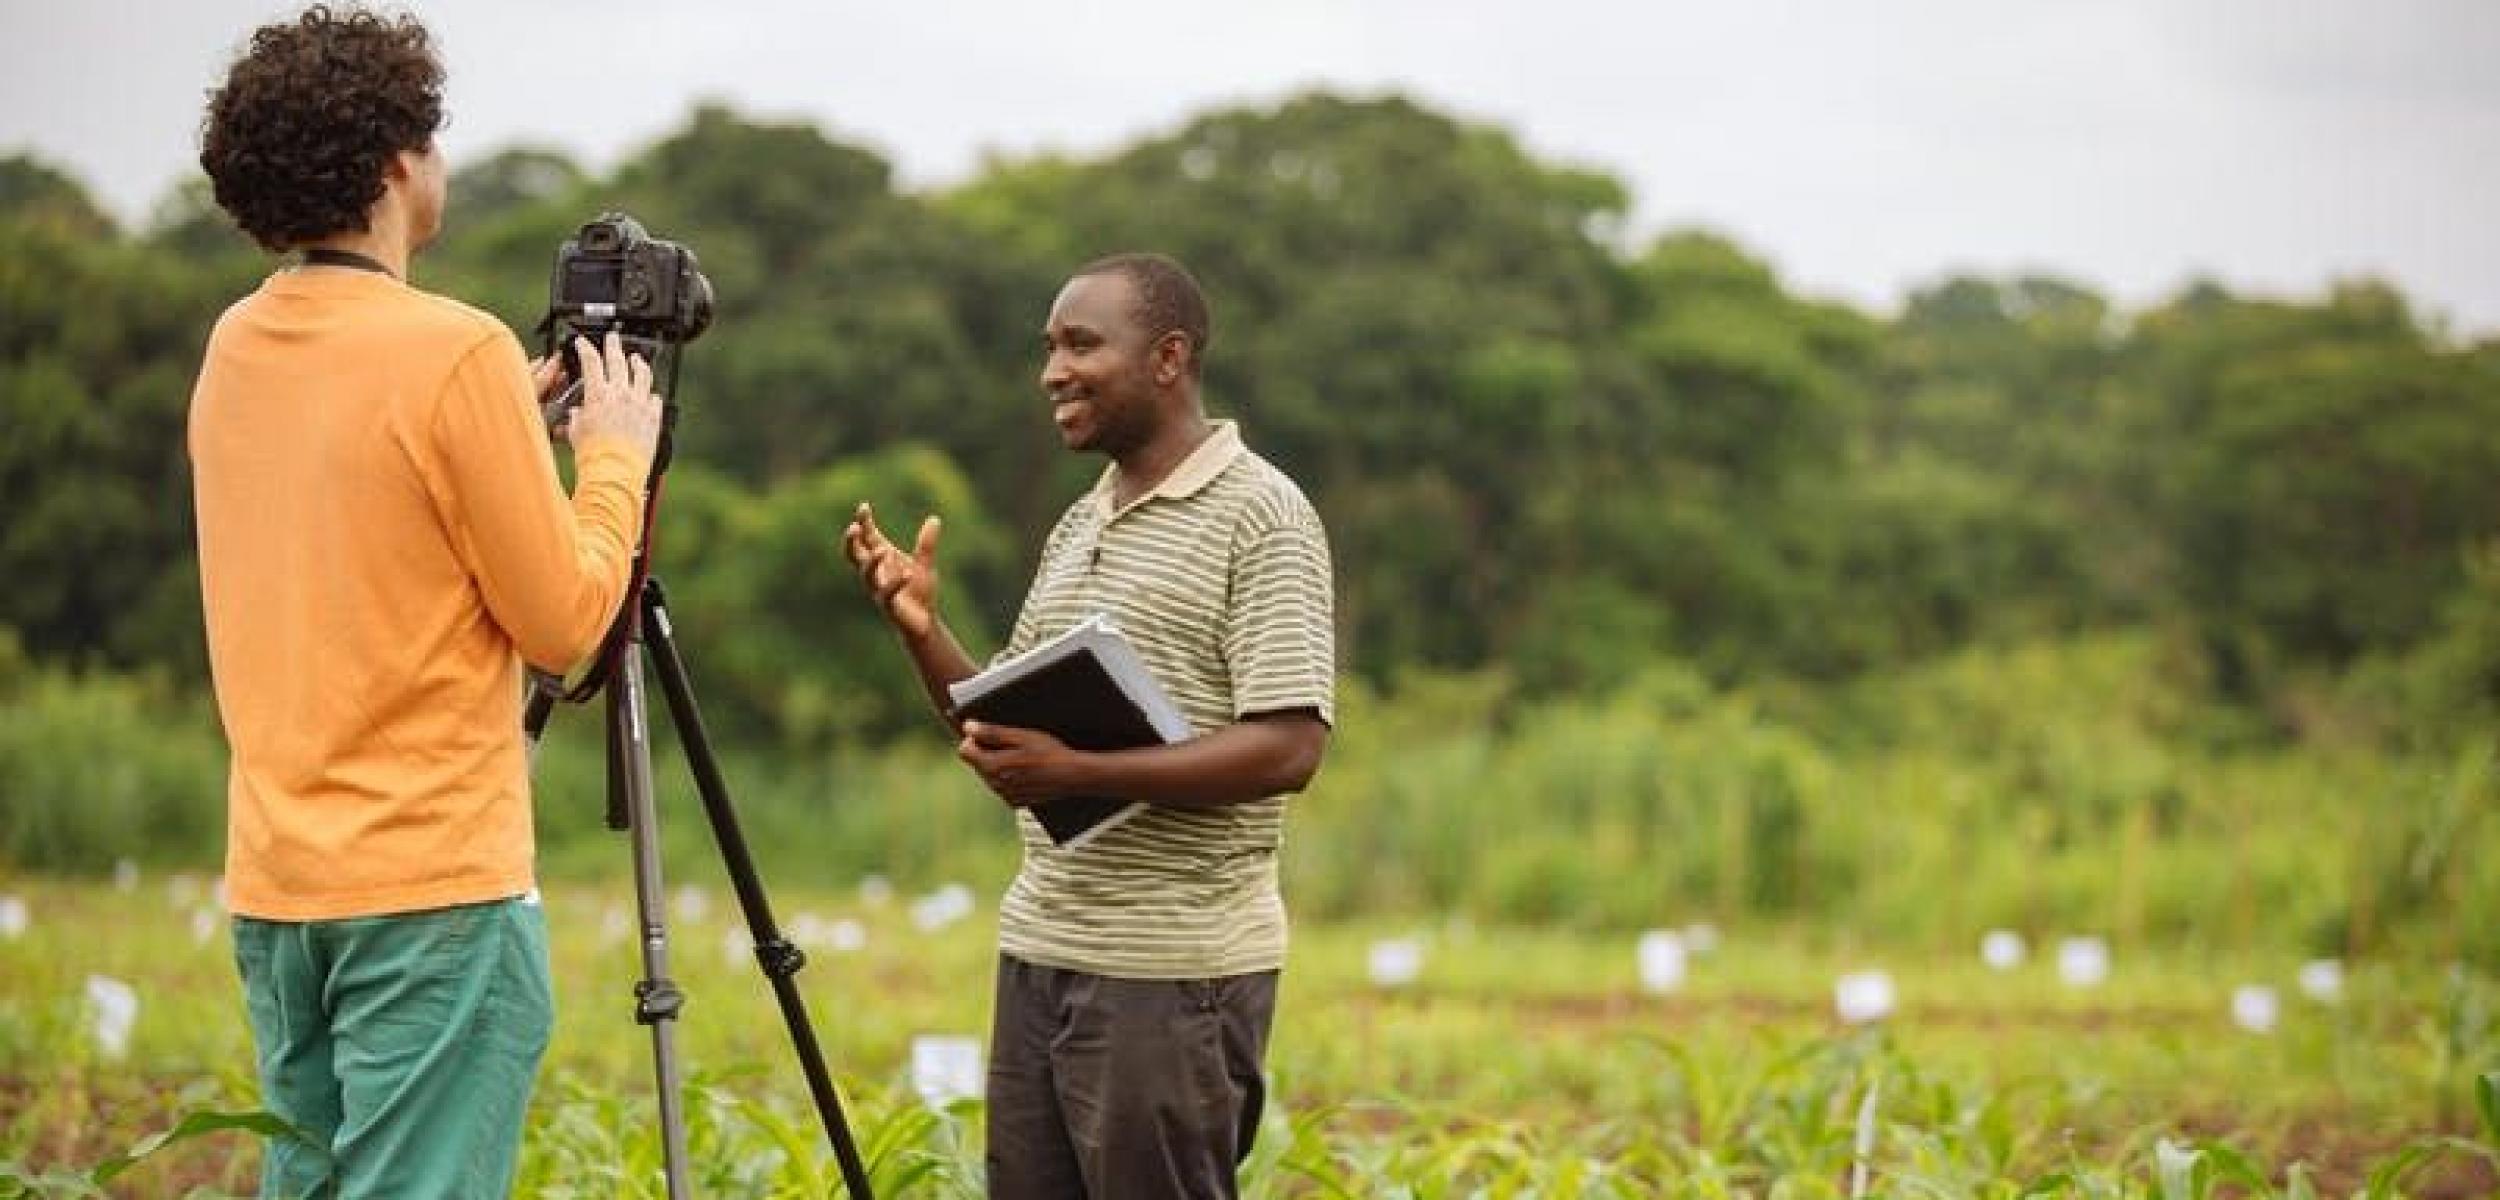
[4,0,2495,333]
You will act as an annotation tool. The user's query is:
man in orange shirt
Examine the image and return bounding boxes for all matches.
[189,8,661,1195]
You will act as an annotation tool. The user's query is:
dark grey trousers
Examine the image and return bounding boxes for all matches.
[985,954,1279,1200]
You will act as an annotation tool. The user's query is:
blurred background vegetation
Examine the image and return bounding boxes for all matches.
[4,91,2495,965]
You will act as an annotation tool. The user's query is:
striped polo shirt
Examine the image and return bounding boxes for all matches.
[994,419,1336,979]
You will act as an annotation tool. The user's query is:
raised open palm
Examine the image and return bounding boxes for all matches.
[842,502,942,638]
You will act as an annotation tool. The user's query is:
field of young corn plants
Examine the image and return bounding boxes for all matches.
[3,876,2494,1198]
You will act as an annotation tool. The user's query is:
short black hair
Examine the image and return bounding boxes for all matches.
[1074,252,1212,378]
[199,5,444,252]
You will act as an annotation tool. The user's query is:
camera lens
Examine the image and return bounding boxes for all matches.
[680,270,714,342]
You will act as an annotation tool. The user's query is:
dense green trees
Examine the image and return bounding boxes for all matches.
[1,174,257,678]
[5,90,2496,749]
[9,94,2500,959]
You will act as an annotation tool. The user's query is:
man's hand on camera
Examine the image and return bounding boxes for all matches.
[843,502,941,640]
[957,721,1083,807]
[563,331,662,465]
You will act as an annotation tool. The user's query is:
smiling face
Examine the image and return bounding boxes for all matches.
[1039,271,1176,457]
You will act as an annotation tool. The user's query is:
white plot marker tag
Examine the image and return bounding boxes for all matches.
[2231,985,2280,1034]
[911,884,976,932]
[1367,937,1424,989]
[2297,959,2343,1004]
[2057,937,2110,988]
[1835,971,1896,1024]
[1981,930,2026,971]
[788,912,833,949]
[85,975,139,1060]
[909,1034,984,1106]
[0,895,27,940]
[787,912,867,953]
[672,885,711,924]
[1637,930,1688,994]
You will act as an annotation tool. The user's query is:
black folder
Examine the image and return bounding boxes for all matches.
[947,615,1190,848]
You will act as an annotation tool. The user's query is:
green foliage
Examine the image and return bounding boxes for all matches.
[2479,1070,2498,1148]
[11,89,2500,991]
[653,445,1010,747]
[497,1072,983,1199]
[0,647,224,872]
[2340,538,2500,748]
[16,88,2500,720]
[9,625,2499,963]
[0,156,114,238]
[2120,284,2500,691]
[0,190,251,676]
[87,1109,307,1189]
[5,880,2490,1197]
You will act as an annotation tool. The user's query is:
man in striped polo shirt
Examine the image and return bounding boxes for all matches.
[842,252,1335,1198]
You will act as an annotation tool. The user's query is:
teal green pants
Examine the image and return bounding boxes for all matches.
[232,898,554,1199]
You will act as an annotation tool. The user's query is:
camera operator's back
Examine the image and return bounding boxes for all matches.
[190,265,651,923]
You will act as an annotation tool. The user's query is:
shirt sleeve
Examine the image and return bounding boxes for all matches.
[419,330,652,672]
[1223,496,1336,725]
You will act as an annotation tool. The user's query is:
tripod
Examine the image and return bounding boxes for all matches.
[523,426,876,1199]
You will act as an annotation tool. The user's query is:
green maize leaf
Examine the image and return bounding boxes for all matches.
[2017,1168,2078,1199]
[0,1161,109,1199]
[2361,1139,2439,1200]
[2194,1140,2273,1197]
[90,1109,306,1186]
[731,1096,824,1195]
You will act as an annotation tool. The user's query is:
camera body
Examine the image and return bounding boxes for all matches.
[540,213,714,431]
[547,212,715,347]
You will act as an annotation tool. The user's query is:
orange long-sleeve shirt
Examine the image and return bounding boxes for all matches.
[190,268,649,920]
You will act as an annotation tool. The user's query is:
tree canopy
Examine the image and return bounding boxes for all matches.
[7,91,2496,747]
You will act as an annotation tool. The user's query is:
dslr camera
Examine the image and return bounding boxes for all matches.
[540,212,715,421]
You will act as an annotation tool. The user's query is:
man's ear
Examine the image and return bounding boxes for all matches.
[1154,331,1191,385]
[382,141,432,184]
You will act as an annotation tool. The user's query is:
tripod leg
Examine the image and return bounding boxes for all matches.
[612,622,696,1200]
[641,578,877,1200]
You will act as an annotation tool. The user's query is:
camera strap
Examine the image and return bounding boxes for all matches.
[301,247,396,278]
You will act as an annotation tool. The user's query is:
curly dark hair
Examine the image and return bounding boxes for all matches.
[1074,252,1213,379]
[199,5,444,252]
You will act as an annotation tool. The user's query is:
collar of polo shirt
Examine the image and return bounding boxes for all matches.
[1087,419,1247,518]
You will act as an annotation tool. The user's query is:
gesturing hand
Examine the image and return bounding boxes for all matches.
[842,501,941,639]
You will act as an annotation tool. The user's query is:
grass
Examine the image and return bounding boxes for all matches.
[2,876,2494,1197]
